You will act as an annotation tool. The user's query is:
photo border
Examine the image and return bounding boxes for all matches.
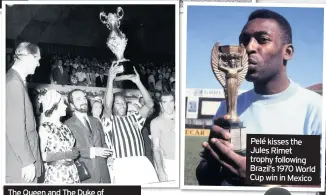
[179,0,257,13]
[180,1,326,192]
[1,0,180,188]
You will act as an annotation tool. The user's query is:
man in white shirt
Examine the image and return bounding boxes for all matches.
[151,92,176,181]
[65,89,112,183]
[85,67,94,86]
[75,66,86,84]
[197,9,322,186]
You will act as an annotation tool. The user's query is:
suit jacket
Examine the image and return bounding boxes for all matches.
[96,75,108,88]
[65,115,110,183]
[6,69,42,183]
[52,66,69,85]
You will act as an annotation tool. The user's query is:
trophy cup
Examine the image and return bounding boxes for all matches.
[100,7,131,75]
[211,42,248,155]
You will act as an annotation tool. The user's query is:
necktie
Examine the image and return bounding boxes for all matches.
[83,117,92,134]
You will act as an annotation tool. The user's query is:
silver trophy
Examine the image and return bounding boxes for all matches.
[100,7,129,73]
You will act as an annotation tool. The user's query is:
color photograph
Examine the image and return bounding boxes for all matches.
[181,2,325,192]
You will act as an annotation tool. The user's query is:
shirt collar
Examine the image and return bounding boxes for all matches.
[251,79,298,104]
[74,112,89,123]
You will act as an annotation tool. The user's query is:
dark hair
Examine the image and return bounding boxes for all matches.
[90,100,104,118]
[248,9,292,44]
[160,92,174,102]
[113,92,125,100]
[67,89,85,105]
[264,187,291,195]
[112,92,126,107]
[44,98,61,117]
[93,100,103,106]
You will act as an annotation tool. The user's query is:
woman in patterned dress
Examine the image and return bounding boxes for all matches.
[39,89,80,184]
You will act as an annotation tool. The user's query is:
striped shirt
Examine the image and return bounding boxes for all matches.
[102,111,146,159]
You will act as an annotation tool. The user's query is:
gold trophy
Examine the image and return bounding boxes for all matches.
[211,42,248,155]
[100,7,130,74]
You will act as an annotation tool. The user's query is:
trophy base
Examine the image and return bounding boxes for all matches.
[214,118,246,156]
[214,117,245,129]
[234,149,246,156]
[116,60,134,76]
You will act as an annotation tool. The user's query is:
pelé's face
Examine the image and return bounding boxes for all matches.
[239,18,285,83]
[113,95,127,116]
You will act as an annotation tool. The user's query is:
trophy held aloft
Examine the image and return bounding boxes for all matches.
[100,7,133,75]
[211,42,248,156]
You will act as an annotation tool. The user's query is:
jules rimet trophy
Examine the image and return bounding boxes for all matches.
[211,42,248,155]
[100,7,130,74]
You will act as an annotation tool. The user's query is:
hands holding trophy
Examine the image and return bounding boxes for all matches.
[211,42,248,156]
[100,7,129,75]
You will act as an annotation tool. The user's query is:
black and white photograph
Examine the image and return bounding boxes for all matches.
[3,1,179,187]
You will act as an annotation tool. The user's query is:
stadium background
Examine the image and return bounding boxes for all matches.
[184,84,323,185]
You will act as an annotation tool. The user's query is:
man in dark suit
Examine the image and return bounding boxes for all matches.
[6,42,43,183]
[96,68,108,87]
[65,89,111,183]
[52,59,69,85]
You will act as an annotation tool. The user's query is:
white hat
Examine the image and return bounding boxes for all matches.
[41,89,62,113]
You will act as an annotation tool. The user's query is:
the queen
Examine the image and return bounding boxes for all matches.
[39,89,80,184]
